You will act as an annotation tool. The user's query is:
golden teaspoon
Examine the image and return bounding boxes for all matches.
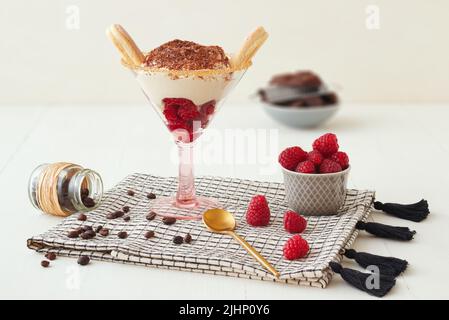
[203,208,280,278]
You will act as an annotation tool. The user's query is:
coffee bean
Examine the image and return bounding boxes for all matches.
[106,210,124,219]
[147,193,156,200]
[144,231,155,239]
[122,206,130,213]
[68,230,80,238]
[115,210,124,218]
[77,255,90,266]
[95,225,103,233]
[184,233,192,244]
[77,213,87,221]
[162,217,176,225]
[99,228,109,237]
[45,252,57,261]
[81,188,90,198]
[81,225,93,232]
[106,212,116,219]
[74,227,84,234]
[118,231,128,239]
[146,212,156,221]
[41,260,50,268]
[82,197,96,208]
[127,190,135,196]
[173,236,183,245]
[123,216,131,222]
[80,230,96,240]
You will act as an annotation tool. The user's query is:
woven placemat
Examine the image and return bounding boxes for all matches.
[27,173,375,288]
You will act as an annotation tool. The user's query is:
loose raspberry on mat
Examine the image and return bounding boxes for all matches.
[312,133,339,157]
[283,235,310,260]
[295,160,316,174]
[278,146,308,171]
[284,210,307,233]
[307,150,324,166]
[330,151,349,169]
[246,195,271,227]
[319,159,342,173]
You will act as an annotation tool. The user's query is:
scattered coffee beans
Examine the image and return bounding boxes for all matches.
[127,190,135,196]
[173,236,184,245]
[41,260,50,268]
[99,228,109,237]
[95,225,103,233]
[77,255,90,266]
[144,231,155,239]
[68,230,80,238]
[123,216,131,222]
[81,225,93,232]
[122,206,130,213]
[107,210,124,219]
[162,217,176,225]
[77,213,87,221]
[80,230,96,240]
[45,252,57,261]
[184,233,192,244]
[118,231,128,239]
[147,193,156,200]
[146,212,156,221]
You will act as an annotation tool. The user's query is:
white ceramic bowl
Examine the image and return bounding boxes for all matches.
[262,103,339,128]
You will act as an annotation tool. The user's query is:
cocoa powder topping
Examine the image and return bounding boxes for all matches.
[144,40,230,71]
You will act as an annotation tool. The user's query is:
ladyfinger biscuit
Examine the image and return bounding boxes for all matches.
[231,26,268,68]
[106,24,145,66]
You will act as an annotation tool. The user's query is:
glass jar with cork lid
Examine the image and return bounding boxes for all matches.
[28,162,103,216]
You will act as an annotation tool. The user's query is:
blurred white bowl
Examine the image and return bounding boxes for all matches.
[262,103,339,128]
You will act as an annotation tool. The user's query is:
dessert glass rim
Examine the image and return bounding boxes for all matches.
[120,58,252,78]
[280,164,351,176]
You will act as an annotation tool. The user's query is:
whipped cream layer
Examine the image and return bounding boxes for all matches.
[136,70,244,110]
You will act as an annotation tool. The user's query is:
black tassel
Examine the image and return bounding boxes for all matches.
[343,249,408,277]
[329,262,396,297]
[374,199,429,222]
[356,221,416,241]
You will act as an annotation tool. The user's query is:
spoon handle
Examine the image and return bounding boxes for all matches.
[230,232,280,278]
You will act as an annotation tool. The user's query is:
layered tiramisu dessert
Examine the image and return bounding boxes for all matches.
[107,24,268,142]
[106,24,268,215]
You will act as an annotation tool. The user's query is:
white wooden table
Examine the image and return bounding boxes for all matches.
[1,103,448,299]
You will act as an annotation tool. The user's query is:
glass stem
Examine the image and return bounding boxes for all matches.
[176,142,197,208]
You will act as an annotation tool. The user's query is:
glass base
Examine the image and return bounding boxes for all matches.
[150,196,220,220]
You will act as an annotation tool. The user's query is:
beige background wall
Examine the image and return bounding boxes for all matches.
[1,0,448,105]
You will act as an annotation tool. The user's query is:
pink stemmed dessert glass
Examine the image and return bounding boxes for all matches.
[124,64,248,219]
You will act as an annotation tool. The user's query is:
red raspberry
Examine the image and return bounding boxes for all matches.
[312,133,339,157]
[295,160,316,174]
[201,101,216,115]
[278,146,308,171]
[330,151,349,169]
[246,195,270,227]
[162,98,192,107]
[163,105,179,122]
[319,159,342,173]
[307,150,324,166]
[178,104,200,121]
[283,235,309,260]
[283,210,307,233]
